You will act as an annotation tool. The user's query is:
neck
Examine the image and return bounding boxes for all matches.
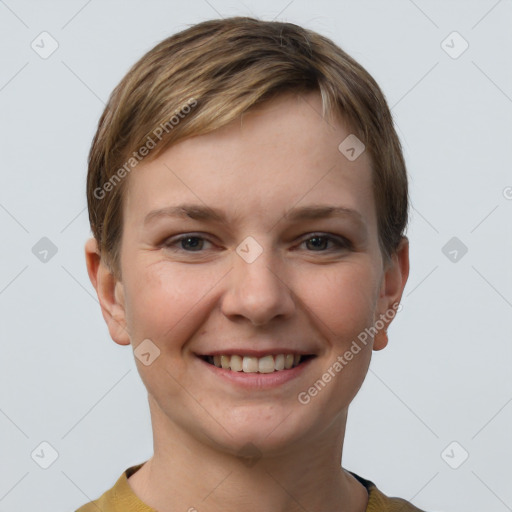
[128,397,368,512]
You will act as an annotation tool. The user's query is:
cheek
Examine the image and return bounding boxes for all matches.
[298,260,380,343]
[122,264,216,402]
[124,262,215,346]
[295,264,378,415]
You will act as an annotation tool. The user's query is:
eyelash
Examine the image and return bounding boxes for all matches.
[162,232,352,253]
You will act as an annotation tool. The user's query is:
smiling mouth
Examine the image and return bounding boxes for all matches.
[199,354,316,373]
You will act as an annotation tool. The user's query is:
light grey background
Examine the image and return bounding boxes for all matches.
[1,1,511,511]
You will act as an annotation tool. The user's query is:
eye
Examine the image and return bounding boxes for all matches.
[163,234,212,252]
[300,234,351,252]
[161,232,351,254]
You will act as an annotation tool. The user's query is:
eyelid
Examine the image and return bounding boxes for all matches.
[162,232,352,252]
[162,233,215,250]
[297,232,353,249]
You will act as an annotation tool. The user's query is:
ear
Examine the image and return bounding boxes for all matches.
[373,236,410,351]
[84,237,131,346]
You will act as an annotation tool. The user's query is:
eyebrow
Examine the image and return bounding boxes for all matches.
[144,203,365,226]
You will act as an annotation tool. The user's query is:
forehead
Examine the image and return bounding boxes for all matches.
[123,91,376,232]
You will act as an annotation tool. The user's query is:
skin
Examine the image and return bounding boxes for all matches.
[85,91,409,512]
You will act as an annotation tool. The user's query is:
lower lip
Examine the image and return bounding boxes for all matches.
[197,356,315,390]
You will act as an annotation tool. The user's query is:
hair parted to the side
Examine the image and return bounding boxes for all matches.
[86,16,409,280]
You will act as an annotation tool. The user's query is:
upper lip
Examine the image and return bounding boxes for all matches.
[195,347,317,358]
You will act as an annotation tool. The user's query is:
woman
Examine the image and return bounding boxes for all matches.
[78,16,422,512]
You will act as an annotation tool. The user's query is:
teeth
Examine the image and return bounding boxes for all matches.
[274,354,285,371]
[242,356,259,373]
[230,354,243,372]
[207,354,306,372]
[258,355,275,374]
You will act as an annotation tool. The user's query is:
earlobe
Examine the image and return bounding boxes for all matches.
[373,329,388,351]
[84,237,131,346]
[373,237,410,351]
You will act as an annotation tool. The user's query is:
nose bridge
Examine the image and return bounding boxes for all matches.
[221,236,295,325]
[236,246,281,291]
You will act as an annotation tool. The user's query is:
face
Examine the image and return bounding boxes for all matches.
[90,91,408,457]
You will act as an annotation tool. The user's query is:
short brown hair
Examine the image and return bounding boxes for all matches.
[87,16,408,280]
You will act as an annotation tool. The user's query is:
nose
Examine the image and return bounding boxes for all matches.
[220,246,296,326]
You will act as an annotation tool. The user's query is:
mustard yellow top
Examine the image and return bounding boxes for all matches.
[75,462,426,512]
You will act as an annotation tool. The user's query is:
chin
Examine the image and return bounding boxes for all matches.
[203,404,320,457]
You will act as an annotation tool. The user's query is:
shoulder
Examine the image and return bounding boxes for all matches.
[348,471,428,512]
[74,476,119,512]
[75,463,151,512]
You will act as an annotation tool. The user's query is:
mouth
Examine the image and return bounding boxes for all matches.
[198,353,316,373]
